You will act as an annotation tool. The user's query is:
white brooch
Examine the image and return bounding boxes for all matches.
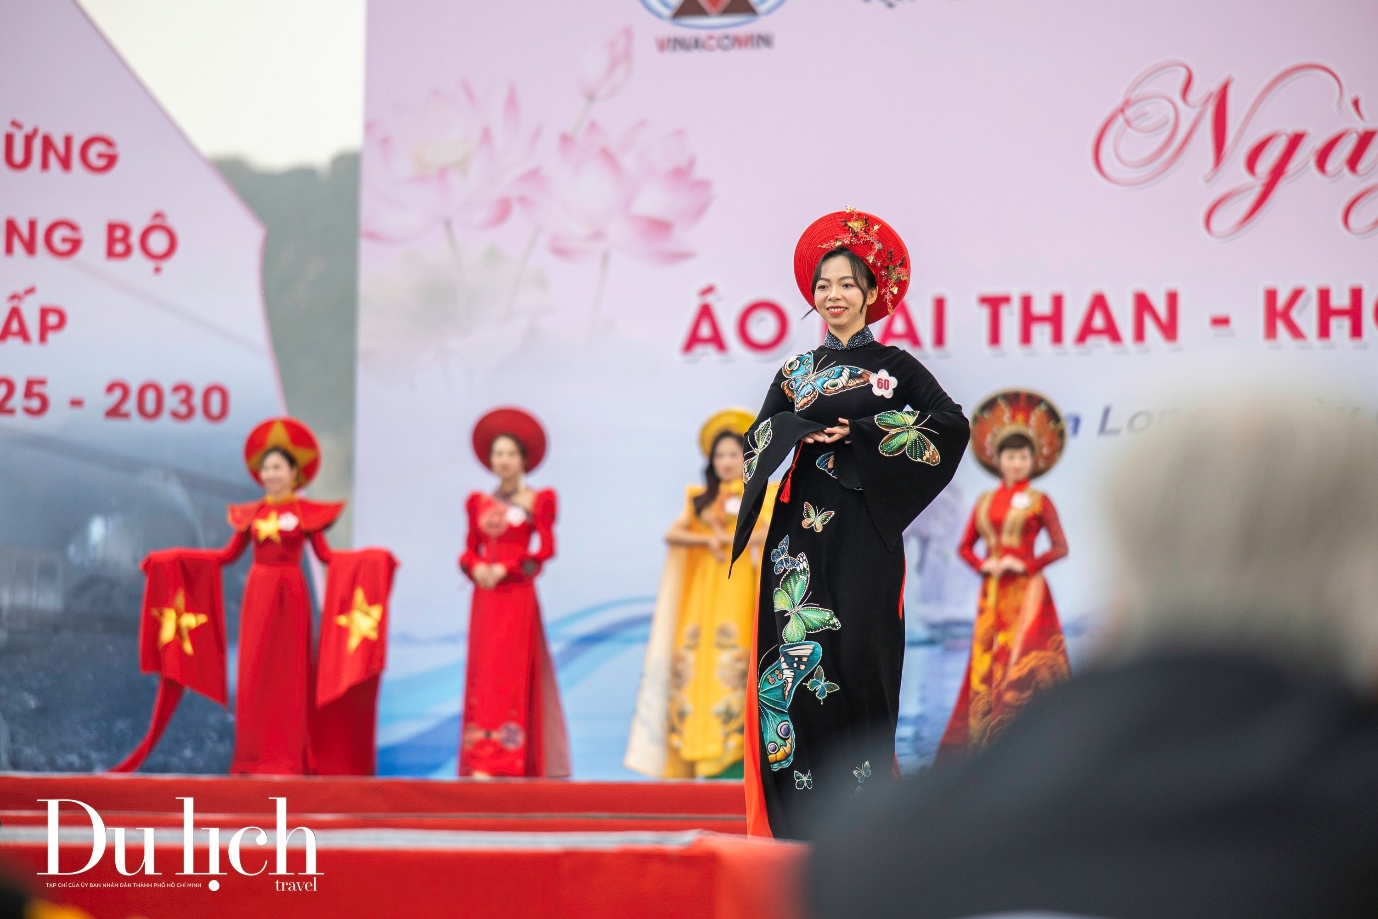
[723,495,742,516]
[505,505,528,526]
[871,368,896,399]
[278,512,300,531]
[1011,492,1032,510]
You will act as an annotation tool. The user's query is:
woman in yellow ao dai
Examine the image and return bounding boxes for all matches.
[625,409,776,778]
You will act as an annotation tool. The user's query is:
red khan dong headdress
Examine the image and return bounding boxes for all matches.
[473,407,548,473]
[970,390,1067,479]
[244,417,321,489]
[794,207,911,325]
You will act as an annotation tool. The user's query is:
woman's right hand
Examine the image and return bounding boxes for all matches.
[979,558,1001,575]
[802,417,851,445]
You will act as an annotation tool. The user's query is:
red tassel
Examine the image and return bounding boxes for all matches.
[779,451,803,504]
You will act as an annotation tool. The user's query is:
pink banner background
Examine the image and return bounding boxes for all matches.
[357,0,1378,777]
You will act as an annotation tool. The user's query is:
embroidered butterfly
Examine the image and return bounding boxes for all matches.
[794,770,813,790]
[743,418,772,484]
[774,553,841,644]
[875,410,942,465]
[815,452,837,479]
[770,536,807,575]
[758,641,823,771]
[853,760,872,795]
[801,502,834,532]
[806,665,839,702]
[780,352,873,410]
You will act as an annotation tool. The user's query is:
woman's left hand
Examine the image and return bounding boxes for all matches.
[802,417,851,444]
[1001,557,1028,575]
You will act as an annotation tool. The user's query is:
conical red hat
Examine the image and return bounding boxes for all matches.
[794,207,911,325]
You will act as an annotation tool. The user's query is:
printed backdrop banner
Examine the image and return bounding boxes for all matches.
[0,0,282,772]
[357,0,1378,778]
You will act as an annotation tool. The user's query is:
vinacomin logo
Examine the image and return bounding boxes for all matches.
[641,0,789,30]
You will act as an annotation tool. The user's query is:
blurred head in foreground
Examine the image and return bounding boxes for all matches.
[807,389,1378,919]
[1103,392,1378,690]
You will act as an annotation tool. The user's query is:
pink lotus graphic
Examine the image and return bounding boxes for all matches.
[361,28,714,341]
[578,28,633,106]
[362,81,539,242]
[516,121,711,265]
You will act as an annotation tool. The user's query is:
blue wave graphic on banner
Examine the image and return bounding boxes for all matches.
[377,596,655,778]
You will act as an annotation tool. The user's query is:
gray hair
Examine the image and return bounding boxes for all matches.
[1103,392,1378,692]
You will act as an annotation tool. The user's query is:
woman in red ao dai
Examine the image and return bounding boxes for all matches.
[457,408,570,778]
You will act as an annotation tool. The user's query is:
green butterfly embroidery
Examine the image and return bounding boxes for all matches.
[806,665,839,702]
[875,410,941,465]
[794,770,813,790]
[759,641,822,771]
[743,418,772,484]
[774,557,841,644]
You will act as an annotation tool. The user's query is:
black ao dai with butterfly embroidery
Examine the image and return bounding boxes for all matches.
[731,328,969,840]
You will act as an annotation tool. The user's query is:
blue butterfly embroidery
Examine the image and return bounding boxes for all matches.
[780,352,873,410]
[794,770,813,790]
[758,641,823,772]
[816,452,837,479]
[770,536,806,575]
[806,665,839,702]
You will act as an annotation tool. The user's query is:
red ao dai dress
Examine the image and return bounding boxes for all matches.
[457,490,570,777]
[218,496,343,775]
[938,479,1071,756]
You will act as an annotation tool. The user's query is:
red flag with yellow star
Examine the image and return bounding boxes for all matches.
[311,548,398,775]
[111,549,228,772]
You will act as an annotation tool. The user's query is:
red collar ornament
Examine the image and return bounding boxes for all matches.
[794,207,911,325]
[243,417,321,488]
[473,407,547,473]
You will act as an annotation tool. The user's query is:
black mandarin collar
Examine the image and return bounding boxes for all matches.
[822,326,875,350]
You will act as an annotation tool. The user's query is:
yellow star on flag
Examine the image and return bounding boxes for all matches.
[153,589,209,656]
[253,510,282,543]
[337,587,383,653]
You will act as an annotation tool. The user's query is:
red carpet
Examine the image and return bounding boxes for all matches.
[0,775,805,918]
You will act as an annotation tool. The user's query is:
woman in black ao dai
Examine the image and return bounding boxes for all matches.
[731,209,969,840]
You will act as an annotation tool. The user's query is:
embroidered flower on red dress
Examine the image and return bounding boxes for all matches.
[479,504,509,537]
[498,722,526,751]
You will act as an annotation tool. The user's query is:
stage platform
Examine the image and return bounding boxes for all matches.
[0,774,804,918]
